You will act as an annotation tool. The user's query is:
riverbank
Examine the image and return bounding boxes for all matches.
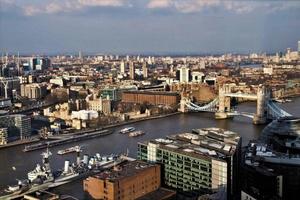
[102,112,180,129]
[23,129,113,152]
[0,112,180,150]
[0,137,40,150]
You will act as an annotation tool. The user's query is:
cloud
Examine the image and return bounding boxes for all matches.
[147,0,173,9]
[78,0,125,7]
[173,0,220,13]
[21,0,127,16]
[146,0,300,14]
[1,0,299,16]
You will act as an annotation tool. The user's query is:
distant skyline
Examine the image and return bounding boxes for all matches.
[0,0,300,55]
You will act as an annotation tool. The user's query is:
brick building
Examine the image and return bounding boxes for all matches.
[83,160,175,200]
[122,91,180,106]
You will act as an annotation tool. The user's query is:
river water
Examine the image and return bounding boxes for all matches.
[0,98,299,199]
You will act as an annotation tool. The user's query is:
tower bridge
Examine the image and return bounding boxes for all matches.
[179,84,292,124]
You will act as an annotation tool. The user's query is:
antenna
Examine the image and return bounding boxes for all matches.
[5,52,8,65]
[17,52,20,75]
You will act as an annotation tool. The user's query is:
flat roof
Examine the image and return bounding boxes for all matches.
[92,160,158,182]
[139,127,241,161]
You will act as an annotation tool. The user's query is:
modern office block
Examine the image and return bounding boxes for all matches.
[138,127,241,199]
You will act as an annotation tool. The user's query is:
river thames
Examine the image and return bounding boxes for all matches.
[0,98,299,199]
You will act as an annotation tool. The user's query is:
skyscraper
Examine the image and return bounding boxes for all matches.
[120,61,125,74]
[179,66,191,83]
[142,62,148,78]
[129,61,135,80]
[79,51,82,60]
[28,57,51,71]
[298,41,300,54]
[16,52,20,75]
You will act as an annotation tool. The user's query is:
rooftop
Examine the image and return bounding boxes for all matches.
[244,141,300,171]
[92,160,158,182]
[123,90,179,96]
[139,127,241,161]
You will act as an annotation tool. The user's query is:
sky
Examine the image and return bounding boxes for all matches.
[0,0,300,55]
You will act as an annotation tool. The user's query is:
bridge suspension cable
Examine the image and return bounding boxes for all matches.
[185,98,219,112]
[267,101,292,118]
[183,96,292,121]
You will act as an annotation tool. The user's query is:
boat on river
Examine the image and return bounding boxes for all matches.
[57,146,81,155]
[119,127,135,134]
[128,130,145,137]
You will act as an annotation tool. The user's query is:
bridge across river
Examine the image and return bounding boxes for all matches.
[179,84,292,124]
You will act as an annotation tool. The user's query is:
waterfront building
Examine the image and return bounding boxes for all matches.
[241,117,300,200]
[129,61,135,80]
[137,127,241,199]
[83,160,175,200]
[122,91,180,106]
[0,128,8,145]
[13,114,31,139]
[87,96,112,115]
[0,114,31,140]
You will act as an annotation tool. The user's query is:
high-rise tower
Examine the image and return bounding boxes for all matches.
[129,61,135,80]
[142,62,148,78]
[120,61,125,74]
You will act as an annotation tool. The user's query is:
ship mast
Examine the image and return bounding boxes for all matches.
[76,146,82,165]
[41,145,52,172]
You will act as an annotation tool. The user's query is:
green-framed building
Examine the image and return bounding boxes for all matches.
[137,127,241,199]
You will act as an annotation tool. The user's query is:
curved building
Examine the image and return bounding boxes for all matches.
[260,117,300,154]
[241,117,300,200]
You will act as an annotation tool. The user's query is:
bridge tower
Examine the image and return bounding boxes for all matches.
[253,85,268,124]
[179,97,188,113]
[215,84,232,119]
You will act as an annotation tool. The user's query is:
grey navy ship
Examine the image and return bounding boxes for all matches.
[0,146,120,200]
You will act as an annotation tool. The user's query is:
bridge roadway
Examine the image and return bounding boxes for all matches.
[223,93,258,100]
[227,111,255,119]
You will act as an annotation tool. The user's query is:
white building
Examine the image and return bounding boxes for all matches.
[179,66,190,83]
[71,110,98,120]
[50,77,64,87]
[120,61,125,74]
[192,71,204,83]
